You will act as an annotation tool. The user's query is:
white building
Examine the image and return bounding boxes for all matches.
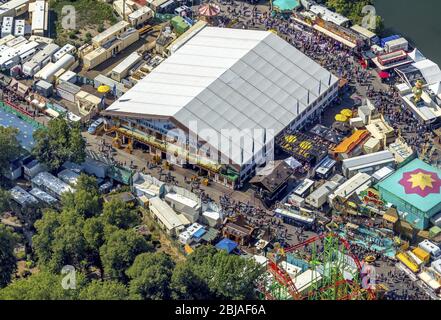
[328,172,372,206]
[148,197,190,236]
[13,19,25,36]
[110,51,141,82]
[30,0,48,36]
[92,20,131,48]
[0,40,39,69]
[22,43,59,77]
[35,53,75,83]
[53,44,76,62]
[132,172,165,198]
[309,4,350,26]
[341,150,395,178]
[305,179,340,209]
[104,27,339,188]
[31,171,74,199]
[128,6,154,28]
[1,16,14,38]
[164,187,201,223]
[0,0,30,19]
[419,240,441,259]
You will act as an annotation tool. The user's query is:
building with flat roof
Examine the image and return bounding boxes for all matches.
[309,5,350,27]
[0,0,30,19]
[92,21,131,48]
[31,171,74,199]
[164,187,201,223]
[103,27,339,189]
[29,0,48,36]
[329,172,372,206]
[341,150,395,178]
[148,196,190,236]
[305,178,341,209]
[365,115,395,147]
[376,158,441,229]
[10,186,38,207]
[331,130,370,160]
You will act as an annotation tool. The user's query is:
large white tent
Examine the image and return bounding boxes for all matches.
[105,27,338,167]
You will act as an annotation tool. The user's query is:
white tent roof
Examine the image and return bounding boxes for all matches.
[106,27,338,165]
[408,48,426,63]
[413,59,441,85]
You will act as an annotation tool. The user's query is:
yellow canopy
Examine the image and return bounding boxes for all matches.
[97,85,110,93]
[335,114,348,122]
[341,109,353,118]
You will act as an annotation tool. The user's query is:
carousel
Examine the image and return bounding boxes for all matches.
[198,2,221,23]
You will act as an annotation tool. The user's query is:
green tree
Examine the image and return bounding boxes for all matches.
[83,216,106,275]
[32,118,86,172]
[62,174,101,218]
[100,229,153,282]
[76,174,99,194]
[0,224,17,288]
[69,122,86,164]
[126,252,175,300]
[48,211,88,272]
[0,271,85,300]
[171,246,263,300]
[79,279,129,300]
[0,189,11,213]
[102,199,140,229]
[33,210,88,272]
[0,127,21,176]
[32,210,61,267]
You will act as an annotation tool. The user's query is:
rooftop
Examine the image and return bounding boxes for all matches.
[333,130,370,154]
[376,158,441,213]
[149,197,188,230]
[105,27,338,165]
[342,150,395,171]
[331,172,372,200]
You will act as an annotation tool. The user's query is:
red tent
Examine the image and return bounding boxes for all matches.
[378,71,390,79]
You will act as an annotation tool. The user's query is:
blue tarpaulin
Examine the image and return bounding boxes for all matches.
[215,238,238,254]
[380,35,401,48]
[193,228,206,239]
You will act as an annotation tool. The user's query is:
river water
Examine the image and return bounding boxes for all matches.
[373,0,441,65]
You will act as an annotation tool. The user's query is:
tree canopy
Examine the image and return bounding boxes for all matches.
[171,245,263,300]
[100,229,153,282]
[32,118,86,172]
[126,252,175,300]
[78,280,129,300]
[33,210,88,272]
[0,127,21,176]
[0,189,11,213]
[102,199,141,230]
[0,270,86,300]
[0,224,17,288]
[62,174,101,218]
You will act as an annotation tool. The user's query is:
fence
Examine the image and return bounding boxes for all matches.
[0,101,46,129]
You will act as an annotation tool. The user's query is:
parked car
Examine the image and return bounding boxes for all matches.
[87,118,104,134]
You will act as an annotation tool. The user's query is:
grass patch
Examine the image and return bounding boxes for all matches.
[50,0,118,46]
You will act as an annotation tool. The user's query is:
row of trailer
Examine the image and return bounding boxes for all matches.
[396,240,441,296]
[0,33,76,81]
